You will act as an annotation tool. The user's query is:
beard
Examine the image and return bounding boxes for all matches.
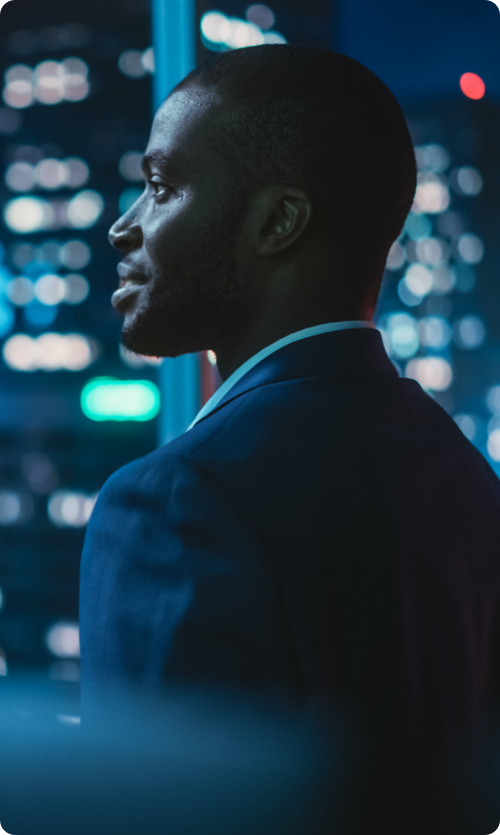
[121,196,261,359]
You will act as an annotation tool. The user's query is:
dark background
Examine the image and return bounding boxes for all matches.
[0,0,498,692]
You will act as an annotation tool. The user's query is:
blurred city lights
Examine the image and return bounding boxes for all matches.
[457,233,484,264]
[60,240,91,269]
[454,315,486,349]
[6,156,89,192]
[0,491,22,525]
[118,48,155,79]
[48,490,97,528]
[403,264,433,298]
[66,190,104,228]
[34,273,65,305]
[0,490,33,525]
[246,4,276,29]
[4,196,53,233]
[487,386,500,414]
[119,151,144,182]
[201,10,286,51]
[2,58,90,109]
[397,278,421,307]
[487,430,500,462]
[404,212,432,241]
[450,166,483,196]
[414,144,450,173]
[418,316,452,349]
[460,72,486,100]
[64,274,89,304]
[81,377,161,421]
[3,332,99,372]
[385,241,406,271]
[386,313,419,359]
[45,621,80,657]
[431,266,455,294]
[415,237,448,265]
[406,357,453,391]
[412,173,450,214]
[4,190,104,233]
[454,413,480,442]
[22,452,58,495]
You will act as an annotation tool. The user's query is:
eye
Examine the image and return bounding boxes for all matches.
[150,177,172,198]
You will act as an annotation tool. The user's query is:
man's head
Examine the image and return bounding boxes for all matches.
[109,45,416,361]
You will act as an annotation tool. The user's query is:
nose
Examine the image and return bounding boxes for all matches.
[108,206,143,253]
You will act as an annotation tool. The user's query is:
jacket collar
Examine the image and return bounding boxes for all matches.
[193,328,398,428]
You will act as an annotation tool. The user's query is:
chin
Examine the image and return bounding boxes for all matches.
[122,323,209,359]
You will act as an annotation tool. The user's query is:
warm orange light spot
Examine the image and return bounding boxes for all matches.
[460,73,486,100]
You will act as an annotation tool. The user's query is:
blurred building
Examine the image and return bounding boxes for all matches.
[0,0,332,678]
[376,95,500,474]
[0,0,156,676]
[0,0,498,683]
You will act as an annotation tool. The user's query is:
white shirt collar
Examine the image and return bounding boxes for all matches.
[188,320,375,431]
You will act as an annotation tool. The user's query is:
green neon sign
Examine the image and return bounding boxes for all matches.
[81,377,160,422]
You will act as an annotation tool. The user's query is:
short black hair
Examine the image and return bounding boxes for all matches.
[181,45,416,306]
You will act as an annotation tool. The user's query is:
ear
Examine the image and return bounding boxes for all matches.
[253,186,313,257]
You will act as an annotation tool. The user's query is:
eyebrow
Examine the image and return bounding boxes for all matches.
[141,151,184,177]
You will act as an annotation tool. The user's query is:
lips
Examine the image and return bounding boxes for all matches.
[112,267,148,312]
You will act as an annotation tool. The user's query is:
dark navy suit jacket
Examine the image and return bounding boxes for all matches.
[80,328,500,831]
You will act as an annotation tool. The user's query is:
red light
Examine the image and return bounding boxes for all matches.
[460,73,486,100]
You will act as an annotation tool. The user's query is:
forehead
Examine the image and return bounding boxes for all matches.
[146,84,224,176]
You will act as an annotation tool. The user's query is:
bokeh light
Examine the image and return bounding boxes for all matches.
[45,622,80,657]
[118,48,154,79]
[406,357,453,391]
[454,315,486,349]
[48,491,97,528]
[0,491,33,525]
[418,316,452,349]
[454,413,480,442]
[457,233,484,264]
[414,144,450,173]
[4,196,54,233]
[201,10,286,51]
[119,151,144,182]
[67,190,104,229]
[3,333,99,372]
[412,173,450,214]
[385,241,406,271]
[386,313,419,359]
[460,73,486,100]
[2,58,90,109]
[450,166,483,196]
[81,378,161,421]
[60,240,91,270]
[245,5,276,29]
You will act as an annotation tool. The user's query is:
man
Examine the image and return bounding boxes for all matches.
[80,45,500,832]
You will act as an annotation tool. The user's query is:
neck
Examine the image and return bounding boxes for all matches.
[214,304,373,382]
